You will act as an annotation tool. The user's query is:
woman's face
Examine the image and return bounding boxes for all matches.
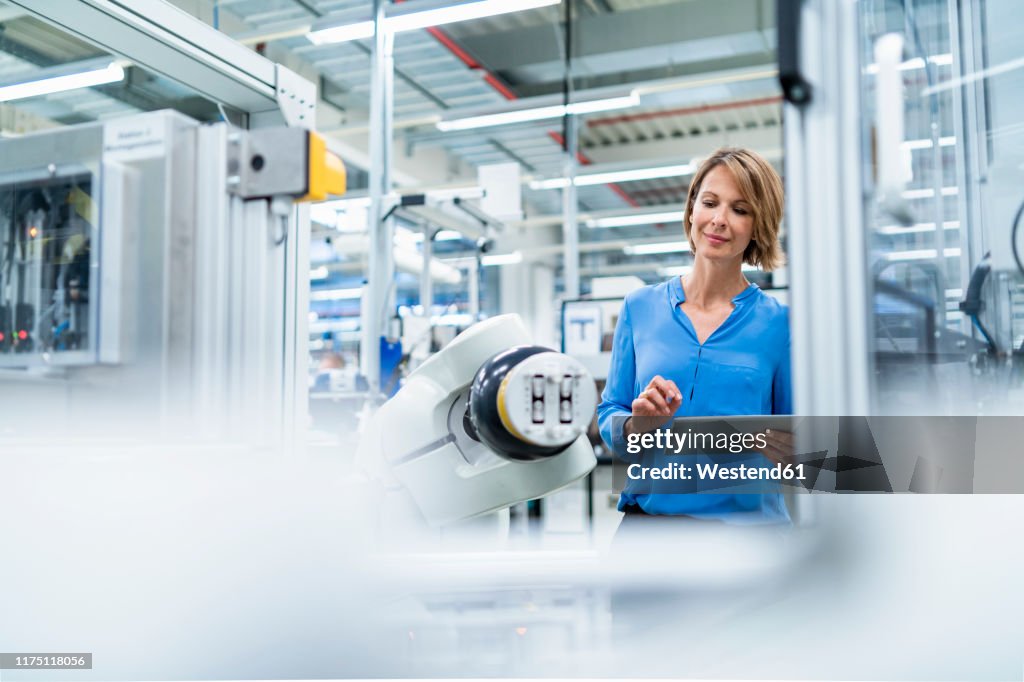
[688,164,755,264]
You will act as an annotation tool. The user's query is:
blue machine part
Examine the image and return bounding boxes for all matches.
[380,337,403,397]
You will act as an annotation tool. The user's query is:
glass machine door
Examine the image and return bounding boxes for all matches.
[856,0,1024,413]
[786,0,1024,415]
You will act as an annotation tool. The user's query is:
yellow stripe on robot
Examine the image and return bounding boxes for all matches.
[496,372,530,444]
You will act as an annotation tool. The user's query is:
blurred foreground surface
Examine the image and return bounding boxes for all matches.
[1,444,1022,681]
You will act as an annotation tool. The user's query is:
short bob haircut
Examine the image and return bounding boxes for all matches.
[682,147,785,271]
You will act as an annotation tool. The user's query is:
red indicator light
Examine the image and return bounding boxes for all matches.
[17,330,27,340]
[0,332,4,341]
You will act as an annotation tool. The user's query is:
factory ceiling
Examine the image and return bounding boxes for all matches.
[0,0,790,290]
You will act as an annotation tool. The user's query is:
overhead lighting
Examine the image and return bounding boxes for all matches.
[531,162,693,191]
[438,93,638,132]
[661,264,760,276]
[389,0,559,32]
[311,287,364,301]
[875,220,960,235]
[884,247,961,262]
[586,211,683,229]
[901,186,959,199]
[864,53,952,75]
[307,21,374,45]
[0,62,125,103]
[901,136,956,151]
[481,252,523,266]
[624,241,691,256]
[308,0,560,45]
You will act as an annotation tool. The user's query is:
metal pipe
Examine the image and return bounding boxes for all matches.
[421,227,434,313]
[360,0,395,399]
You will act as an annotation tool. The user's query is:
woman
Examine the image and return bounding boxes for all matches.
[597,147,791,523]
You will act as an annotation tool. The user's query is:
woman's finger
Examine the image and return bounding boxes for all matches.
[631,397,658,416]
[640,387,669,413]
[648,376,680,404]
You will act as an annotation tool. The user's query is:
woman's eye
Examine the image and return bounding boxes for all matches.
[702,201,714,207]
[734,208,748,215]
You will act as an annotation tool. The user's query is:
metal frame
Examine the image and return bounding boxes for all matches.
[361,0,397,399]
[783,0,871,415]
[6,0,313,128]
[0,2,319,446]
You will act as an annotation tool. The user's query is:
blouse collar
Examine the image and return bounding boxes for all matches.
[669,276,759,306]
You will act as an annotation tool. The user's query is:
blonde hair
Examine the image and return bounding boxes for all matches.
[682,147,785,271]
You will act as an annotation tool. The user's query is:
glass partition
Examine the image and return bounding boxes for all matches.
[857,0,1024,413]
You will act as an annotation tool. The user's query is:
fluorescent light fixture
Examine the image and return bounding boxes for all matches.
[864,53,952,75]
[875,220,960,235]
[884,247,961,262]
[0,62,125,103]
[389,0,559,32]
[438,93,638,132]
[310,287,364,301]
[309,0,560,45]
[586,211,683,229]
[901,136,956,151]
[425,186,485,202]
[310,266,329,280]
[661,264,759,276]
[531,162,693,191]
[901,186,959,199]
[307,21,374,44]
[623,241,691,256]
[481,252,523,266]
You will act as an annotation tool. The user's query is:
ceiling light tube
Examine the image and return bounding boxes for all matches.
[438,93,638,132]
[481,252,523,266]
[661,264,760,276]
[388,0,560,32]
[309,0,560,45]
[310,287,364,301]
[531,162,693,190]
[586,211,683,229]
[307,21,374,45]
[0,62,125,103]
[623,241,691,255]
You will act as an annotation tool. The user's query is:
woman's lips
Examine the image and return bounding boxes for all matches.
[705,233,729,245]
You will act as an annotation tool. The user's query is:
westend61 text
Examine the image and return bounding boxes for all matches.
[626,462,807,481]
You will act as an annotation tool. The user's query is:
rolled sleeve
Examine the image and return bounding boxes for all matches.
[597,298,638,460]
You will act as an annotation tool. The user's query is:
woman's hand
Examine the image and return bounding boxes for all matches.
[626,375,682,435]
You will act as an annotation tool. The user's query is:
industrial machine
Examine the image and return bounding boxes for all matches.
[356,314,598,528]
[0,110,344,443]
[781,0,1024,417]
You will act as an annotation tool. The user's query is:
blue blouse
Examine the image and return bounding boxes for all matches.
[597,277,792,522]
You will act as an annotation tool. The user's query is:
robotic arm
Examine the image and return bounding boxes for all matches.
[356,314,598,526]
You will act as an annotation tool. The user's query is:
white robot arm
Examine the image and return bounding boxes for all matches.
[356,314,598,526]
